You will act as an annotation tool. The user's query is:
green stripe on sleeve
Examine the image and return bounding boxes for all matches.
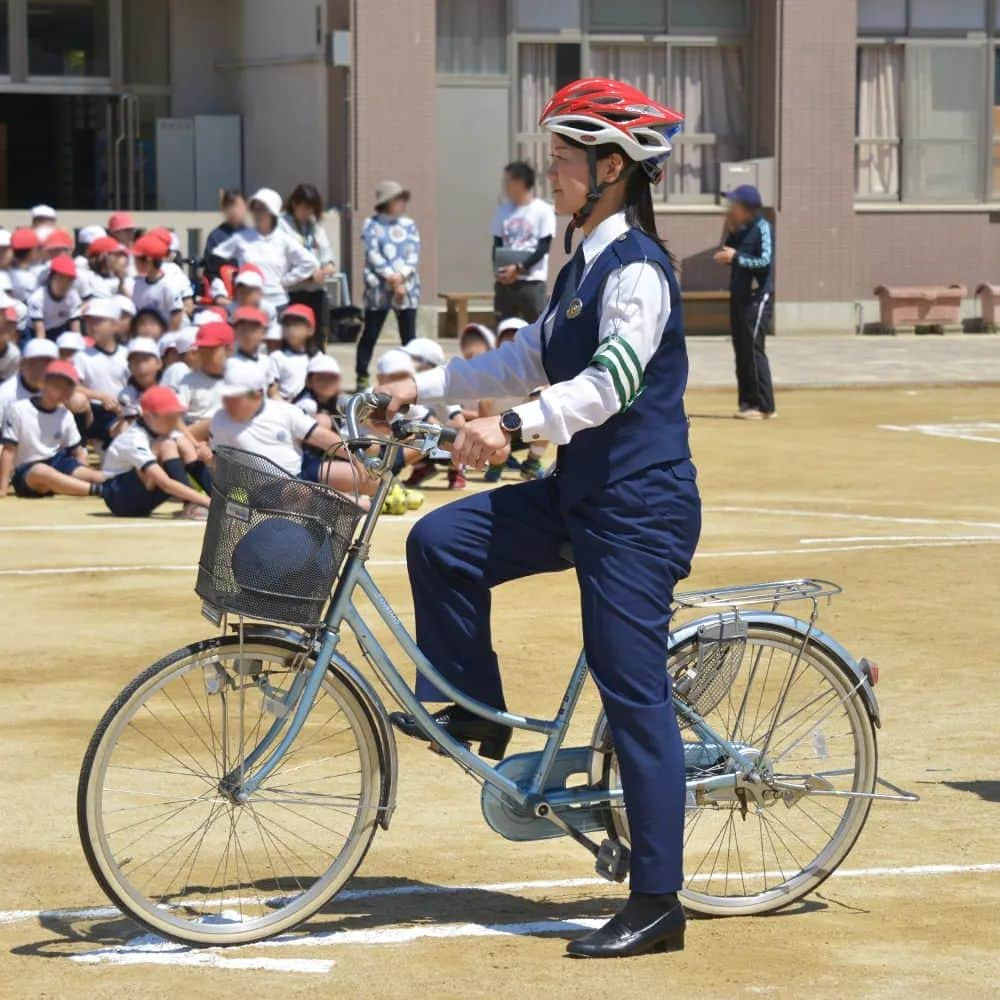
[592,352,629,409]
[600,339,640,398]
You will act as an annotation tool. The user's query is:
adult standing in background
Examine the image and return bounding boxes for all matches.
[491,161,556,323]
[356,181,420,390]
[203,190,252,281]
[713,184,776,420]
[211,188,320,313]
[280,183,337,350]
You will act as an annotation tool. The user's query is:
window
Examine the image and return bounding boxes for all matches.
[856,4,1000,201]
[28,0,110,77]
[436,0,506,74]
[589,0,665,33]
[589,0,748,34]
[123,0,170,86]
[0,2,8,76]
[514,0,581,33]
[590,42,748,199]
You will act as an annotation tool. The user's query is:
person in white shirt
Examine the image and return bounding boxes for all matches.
[0,306,20,380]
[74,298,128,445]
[229,306,274,385]
[8,228,41,304]
[145,227,195,313]
[131,234,185,329]
[27,256,82,338]
[210,361,371,500]
[101,385,210,518]
[0,338,58,423]
[491,162,557,324]
[56,330,86,362]
[114,337,162,421]
[0,360,106,498]
[161,327,197,391]
[211,188,320,311]
[83,236,129,299]
[177,321,232,431]
[267,304,313,400]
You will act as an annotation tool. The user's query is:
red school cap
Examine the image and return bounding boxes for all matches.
[233,306,269,327]
[45,359,81,384]
[49,255,77,278]
[107,211,136,232]
[43,228,74,251]
[281,303,315,329]
[140,385,187,415]
[196,321,235,348]
[11,228,38,251]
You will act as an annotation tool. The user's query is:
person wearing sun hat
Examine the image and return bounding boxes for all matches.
[356,179,421,390]
[268,302,314,400]
[160,326,198,391]
[0,359,107,499]
[176,321,233,429]
[8,228,40,304]
[0,304,21,380]
[27,255,82,339]
[210,187,320,311]
[0,337,57,425]
[100,384,210,519]
[132,234,185,329]
[84,236,130,300]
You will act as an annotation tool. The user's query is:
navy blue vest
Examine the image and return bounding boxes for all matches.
[542,228,690,506]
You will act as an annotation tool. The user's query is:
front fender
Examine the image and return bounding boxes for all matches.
[230,624,399,828]
[668,611,882,728]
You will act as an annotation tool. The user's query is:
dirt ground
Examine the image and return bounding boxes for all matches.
[1,384,999,999]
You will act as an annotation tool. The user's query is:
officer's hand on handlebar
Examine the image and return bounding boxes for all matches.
[375,376,418,420]
[453,415,510,469]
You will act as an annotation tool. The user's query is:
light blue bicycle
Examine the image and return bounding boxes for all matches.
[77,391,916,947]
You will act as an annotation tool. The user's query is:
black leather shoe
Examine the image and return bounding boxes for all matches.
[389,704,511,761]
[566,898,686,958]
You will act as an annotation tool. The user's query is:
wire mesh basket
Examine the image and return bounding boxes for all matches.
[196,447,365,627]
[671,614,748,718]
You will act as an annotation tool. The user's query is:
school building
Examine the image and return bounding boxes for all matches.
[1,0,999,330]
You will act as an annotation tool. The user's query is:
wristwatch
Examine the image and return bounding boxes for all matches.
[500,409,522,436]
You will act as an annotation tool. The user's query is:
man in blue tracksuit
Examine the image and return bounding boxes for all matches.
[380,78,701,959]
[714,184,776,418]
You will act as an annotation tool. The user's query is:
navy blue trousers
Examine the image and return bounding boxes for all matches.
[406,460,701,892]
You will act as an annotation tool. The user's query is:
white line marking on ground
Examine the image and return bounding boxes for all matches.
[880,422,1000,445]
[705,506,1000,531]
[5,862,998,931]
[800,535,1000,544]
[0,515,424,534]
[71,941,334,974]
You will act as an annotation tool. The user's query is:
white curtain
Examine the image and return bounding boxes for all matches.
[590,43,746,196]
[436,0,506,74]
[856,45,902,197]
[516,44,556,196]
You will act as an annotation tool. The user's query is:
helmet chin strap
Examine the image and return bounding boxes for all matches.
[563,148,633,253]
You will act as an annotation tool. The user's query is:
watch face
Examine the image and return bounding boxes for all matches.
[502,411,521,432]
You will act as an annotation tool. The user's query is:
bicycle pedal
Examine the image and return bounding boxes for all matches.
[595,838,630,883]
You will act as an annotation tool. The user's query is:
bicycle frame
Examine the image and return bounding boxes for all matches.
[228,466,747,820]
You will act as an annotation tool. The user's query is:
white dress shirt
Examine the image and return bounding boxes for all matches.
[414,212,671,445]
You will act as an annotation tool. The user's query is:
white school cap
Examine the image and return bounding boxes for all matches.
[376,348,415,377]
[173,327,198,356]
[402,337,445,367]
[193,309,223,326]
[56,331,86,353]
[127,336,159,357]
[78,224,107,246]
[460,322,496,349]
[220,357,268,396]
[497,317,528,338]
[114,294,136,317]
[157,331,178,357]
[307,353,341,376]
[23,338,58,360]
[85,297,121,321]
[0,228,11,249]
[31,204,56,221]
[248,187,283,218]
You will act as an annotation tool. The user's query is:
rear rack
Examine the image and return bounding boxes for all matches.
[673,578,842,611]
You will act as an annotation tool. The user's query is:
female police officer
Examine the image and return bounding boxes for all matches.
[380,78,701,959]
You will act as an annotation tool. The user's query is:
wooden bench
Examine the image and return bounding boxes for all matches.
[871,284,967,334]
[438,292,495,339]
[681,290,730,336]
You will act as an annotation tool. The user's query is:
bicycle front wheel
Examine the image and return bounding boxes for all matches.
[602,623,878,916]
[78,635,383,946]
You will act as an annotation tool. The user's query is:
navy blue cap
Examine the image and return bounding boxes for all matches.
[723,184,762,209]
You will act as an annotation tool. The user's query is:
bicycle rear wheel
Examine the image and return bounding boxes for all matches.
[601,623,877,916]
[78,635,383,946]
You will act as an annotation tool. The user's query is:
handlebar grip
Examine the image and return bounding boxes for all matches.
[370,391,392,411]
[437,426,458,446]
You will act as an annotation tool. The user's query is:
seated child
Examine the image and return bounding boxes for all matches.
[114,336,162,423]
[160,327,197,390]
[229,306,273,385]
[268,304,314,400]
[0,360,106,498]
[27,256,82,338]
[130,307,168,342]
[0,305,21,380]
[177,322,233,434]
[56,330,86,362]
[293,353,344,430]
[101,385,210,519]
[0,338,58,421]
[210,360,373,500]
[131,234,185,330]
[74,298,128,446]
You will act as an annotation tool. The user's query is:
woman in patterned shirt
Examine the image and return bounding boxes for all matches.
[356,180,421,390]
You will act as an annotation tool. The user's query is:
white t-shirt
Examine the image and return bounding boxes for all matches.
[490,197,557,283]
[27,285,83,332]
[229,349,275,385]
[268,348,310,400]
[102,420,158,477]
[161,360,191,391]
[0,373,34,423]
[162,261,194,303]
[8,267,38,304]
[132,274,184,324]
[0,342,20,381]
[75,344,129,397]
[177,369,225,421]
[2,396,81,464]
[210,398,317,476]
[211,229,318,308]
[83,270,122,300]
